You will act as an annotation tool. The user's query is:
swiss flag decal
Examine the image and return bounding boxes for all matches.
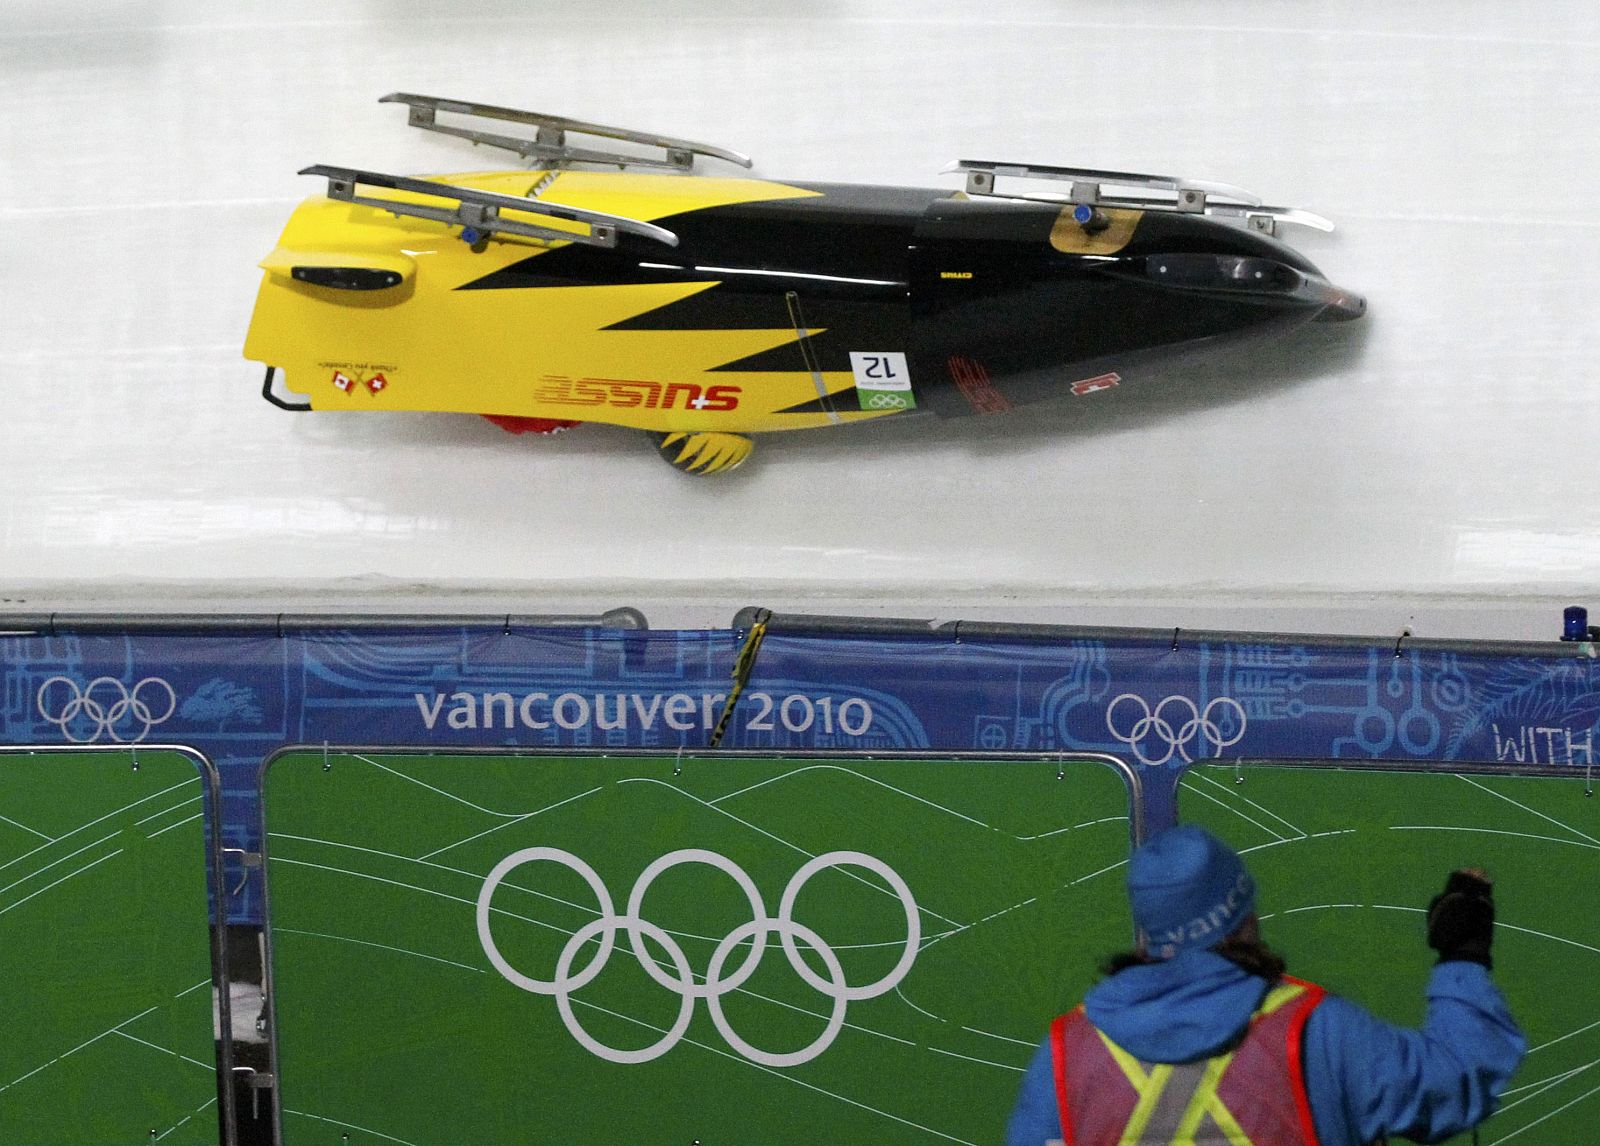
[1070,372,1121,397]
[365,373,388,395]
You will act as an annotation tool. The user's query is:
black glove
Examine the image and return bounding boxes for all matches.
[1426,869,1495,968]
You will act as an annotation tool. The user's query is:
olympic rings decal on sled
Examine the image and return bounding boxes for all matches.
[863,392,911,409]
[36,676,178,744]
[1105,693,1247,766]
[475,846,921,1066]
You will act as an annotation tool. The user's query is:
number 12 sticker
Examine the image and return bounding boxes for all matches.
[849,351,916,410]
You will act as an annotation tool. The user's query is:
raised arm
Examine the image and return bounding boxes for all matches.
[1302,870,1526,1145]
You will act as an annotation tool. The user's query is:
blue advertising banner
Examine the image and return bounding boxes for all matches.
[2,623,1595,922]
[751,634,1600,766]
[746,633,1600,828]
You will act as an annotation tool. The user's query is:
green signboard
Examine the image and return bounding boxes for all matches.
[1178,762,1598,1146]
[0,748,227,1144]
[262,750,1137,1145]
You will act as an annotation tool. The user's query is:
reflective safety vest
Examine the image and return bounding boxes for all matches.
[1049,975,1327,1146]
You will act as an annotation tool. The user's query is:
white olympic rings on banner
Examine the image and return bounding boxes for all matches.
[476,846,920,1067]
[1106,693,1247,766]
[36,676,178,744]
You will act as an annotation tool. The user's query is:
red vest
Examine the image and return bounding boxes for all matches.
[1049,975,1326,1146]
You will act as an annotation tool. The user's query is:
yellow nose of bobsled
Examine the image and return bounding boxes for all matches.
[242,169,876,435]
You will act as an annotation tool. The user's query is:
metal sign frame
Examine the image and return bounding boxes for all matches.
[0,743,236,1146]
[256,745,1140,1146]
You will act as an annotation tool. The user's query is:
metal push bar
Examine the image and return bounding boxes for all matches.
[946,159,1335,235]
[381,91,755,172]
[300,164,680,248]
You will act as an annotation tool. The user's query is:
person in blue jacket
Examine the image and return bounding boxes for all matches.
[1006,825,1525,1146]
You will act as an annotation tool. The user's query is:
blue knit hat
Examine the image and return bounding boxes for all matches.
[1128,826,1257,959]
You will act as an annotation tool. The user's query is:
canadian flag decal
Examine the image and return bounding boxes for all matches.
[332,370,353,392]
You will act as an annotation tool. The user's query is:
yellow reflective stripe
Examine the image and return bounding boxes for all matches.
[1120,1064,1174,1145]
[1098,1028,1152,1088]
[1096,1031,1163,1144]
[1168,1052,1253,1146]
[1201,1085,1253,1146]
[1172,983,1304,1145]
[1172,1052,1235,1143]
[1093,983,1307,1146]
[1256,982,1305,1017]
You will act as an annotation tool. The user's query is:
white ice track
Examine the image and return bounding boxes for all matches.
[3,1,1599,637]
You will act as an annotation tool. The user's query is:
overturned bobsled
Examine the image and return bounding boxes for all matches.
[244,94,1364,474]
